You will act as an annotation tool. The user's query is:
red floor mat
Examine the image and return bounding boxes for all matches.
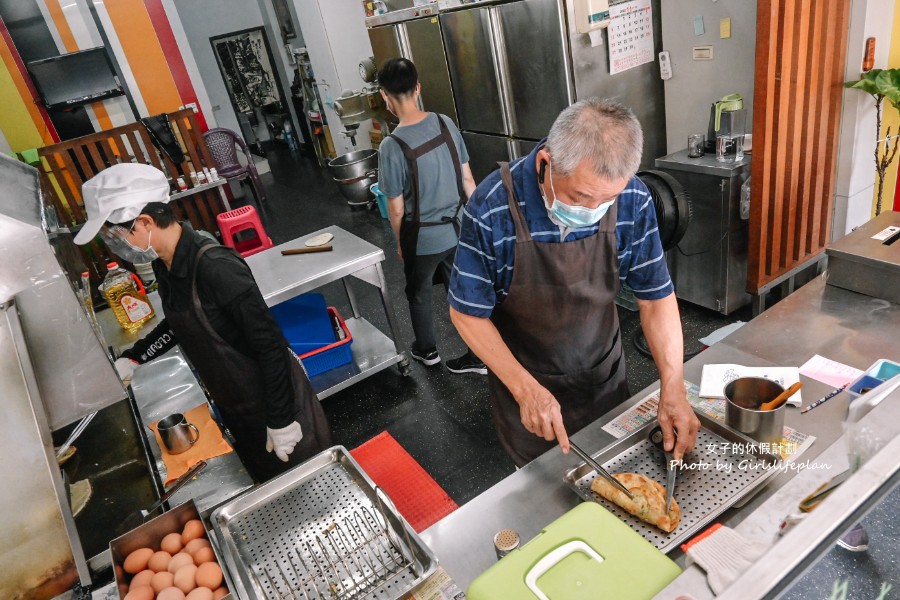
[350,431,458,532]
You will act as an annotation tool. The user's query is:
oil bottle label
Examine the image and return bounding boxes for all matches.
[120,294,152,323]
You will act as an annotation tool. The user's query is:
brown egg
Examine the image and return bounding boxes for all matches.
[157,588,186,600]
[123,548,154,574]
[168,552,195,573]
[123,586,155,600]
[181,519,205,544]
[192,547,215,565]
[147,550,172,572]
[161,532,184,555]
[184,538,211,556]
[150,571,175,593]
[212,587,228,600]
[185,588,213,600]
[173,564,198,594]
[129,569,154,589]
[195,562,223,590]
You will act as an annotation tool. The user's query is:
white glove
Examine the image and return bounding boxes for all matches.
[114,357,139,384]
[684,524,765,594]
[266,421,303,462]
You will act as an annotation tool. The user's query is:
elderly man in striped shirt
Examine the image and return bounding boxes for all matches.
[448,99,700,467]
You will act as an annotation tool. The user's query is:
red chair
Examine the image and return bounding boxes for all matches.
[203,128,268,206]
[217,205,273,258]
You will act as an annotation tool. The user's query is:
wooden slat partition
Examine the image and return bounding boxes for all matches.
[37,109,224,280]
[747,0,851,293]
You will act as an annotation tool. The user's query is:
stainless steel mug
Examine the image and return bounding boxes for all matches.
[158,413,200,454]
[724,377,785,444]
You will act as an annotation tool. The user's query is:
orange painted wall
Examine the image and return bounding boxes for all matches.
[103,0,183,116]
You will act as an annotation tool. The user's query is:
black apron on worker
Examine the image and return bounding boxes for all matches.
[165,243,331,482]
[388,114,466,283]
[488,162,630,467]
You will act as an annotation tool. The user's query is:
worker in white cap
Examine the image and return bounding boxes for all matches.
[75,163,331,482]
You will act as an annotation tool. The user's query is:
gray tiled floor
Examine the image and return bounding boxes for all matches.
[251,145,896,593]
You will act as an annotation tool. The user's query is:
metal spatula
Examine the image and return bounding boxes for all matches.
[117,460,206,536]
[648,425,677,512]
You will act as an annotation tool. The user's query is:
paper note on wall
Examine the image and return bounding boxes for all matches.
[607,0,655,75]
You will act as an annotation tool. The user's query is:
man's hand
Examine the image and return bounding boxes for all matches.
[265,421,303,462]
[656,388,700,462]
[514,381,571,453]
[114,357,138,385]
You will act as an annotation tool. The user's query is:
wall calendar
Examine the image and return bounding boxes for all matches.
[607,0,655,75]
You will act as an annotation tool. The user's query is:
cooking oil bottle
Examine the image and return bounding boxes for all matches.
[101,262,155,331]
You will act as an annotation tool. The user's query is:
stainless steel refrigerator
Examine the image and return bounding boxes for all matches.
[367,6,459,127]
[367,0,573,182]
[367,0,666,182]
[440,0,573,181]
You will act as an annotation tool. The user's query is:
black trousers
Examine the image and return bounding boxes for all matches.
[404,246,455,353]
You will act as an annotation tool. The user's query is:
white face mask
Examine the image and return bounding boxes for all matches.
[541,161,615,228]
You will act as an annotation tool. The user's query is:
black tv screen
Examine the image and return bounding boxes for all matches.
[27,47,124,108]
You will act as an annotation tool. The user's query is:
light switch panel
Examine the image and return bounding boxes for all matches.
[692,45,714,60]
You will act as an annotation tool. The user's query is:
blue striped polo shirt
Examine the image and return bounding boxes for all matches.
[448,144,674,318]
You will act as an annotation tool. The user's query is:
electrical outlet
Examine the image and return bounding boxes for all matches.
[184,102,198,113]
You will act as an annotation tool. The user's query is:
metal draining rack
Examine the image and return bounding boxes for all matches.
[564,414,782,553]
[210,448,437,600]
[251,496,416,599]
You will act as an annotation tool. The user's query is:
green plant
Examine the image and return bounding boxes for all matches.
[844,69,900,215]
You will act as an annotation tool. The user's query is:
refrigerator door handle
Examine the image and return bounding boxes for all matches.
[488,7,515,135]
[395,23,424,112]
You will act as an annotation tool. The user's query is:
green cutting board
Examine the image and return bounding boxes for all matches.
[467,503,681,600]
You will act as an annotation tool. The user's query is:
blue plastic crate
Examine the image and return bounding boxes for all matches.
[298,307,353,377]
[270,293,334,355]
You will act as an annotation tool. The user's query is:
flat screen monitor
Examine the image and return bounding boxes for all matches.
[27,47,124,108]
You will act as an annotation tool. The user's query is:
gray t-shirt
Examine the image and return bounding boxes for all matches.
[378,113,469,256]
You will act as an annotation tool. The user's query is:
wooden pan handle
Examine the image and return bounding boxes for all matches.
[281,246,333,255]
[760,381,803,411]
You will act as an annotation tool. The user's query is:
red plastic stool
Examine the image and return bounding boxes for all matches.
[216,205,273,258]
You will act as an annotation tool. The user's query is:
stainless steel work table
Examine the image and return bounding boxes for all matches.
[245,225,411,398]
[96,294,254,514]
[421,276,900,593]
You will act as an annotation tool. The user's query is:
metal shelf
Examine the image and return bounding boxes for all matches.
[309,316,406,399]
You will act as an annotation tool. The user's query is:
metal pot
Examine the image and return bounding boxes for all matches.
[327,149,379,206]
[724,377,786,444]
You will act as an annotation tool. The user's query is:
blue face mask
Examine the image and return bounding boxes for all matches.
[542,162,615,228]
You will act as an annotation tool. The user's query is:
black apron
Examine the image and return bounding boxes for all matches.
[488,162,629,467]
[388,114,466,282]
[166,243,331,482]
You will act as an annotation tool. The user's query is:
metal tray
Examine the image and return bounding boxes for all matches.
[209,446,438,600]
[110,499,237,599]
[563,413,781,553]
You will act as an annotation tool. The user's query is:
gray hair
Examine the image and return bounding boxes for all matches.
[545,98,643,180]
